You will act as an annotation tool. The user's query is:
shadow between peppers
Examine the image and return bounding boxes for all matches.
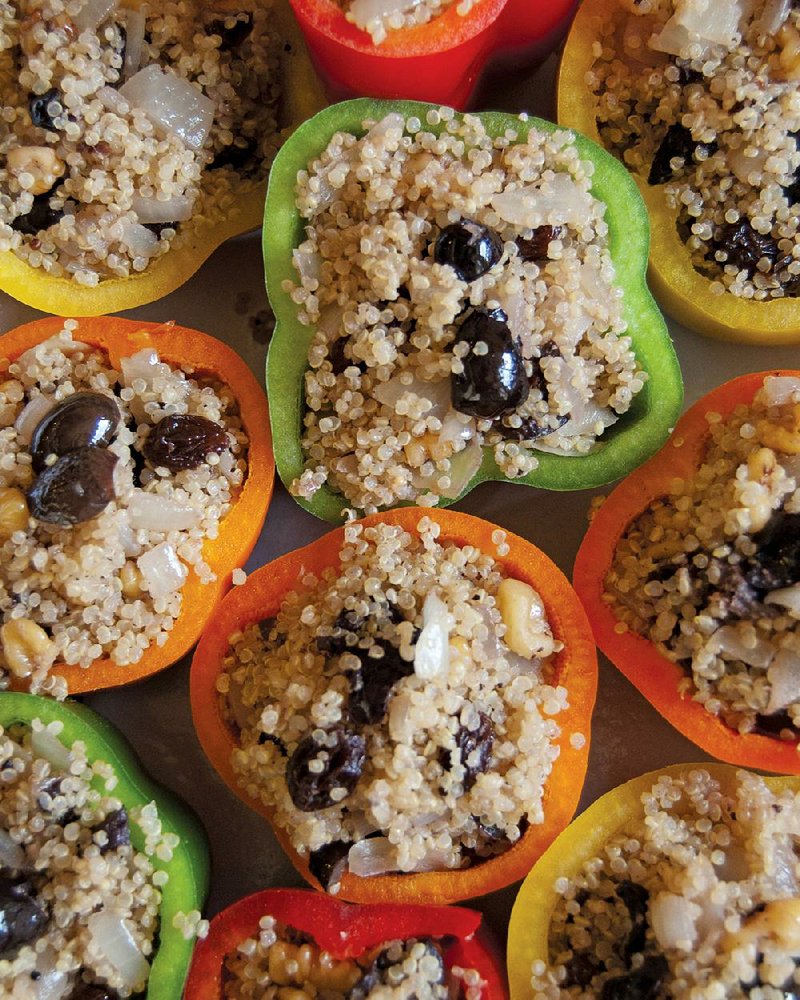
[557,0,800,345]
[190,506,598,905]
[0,691,210,1000]
[0,315,274,695]
[263,98,683,525]
[573,370,800,774]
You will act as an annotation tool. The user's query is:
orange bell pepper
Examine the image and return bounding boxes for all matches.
[557,0,800,345]
[0,315,274,695]
[573,370,800,774]
[185,888,507,1000]
[190,506,597,904]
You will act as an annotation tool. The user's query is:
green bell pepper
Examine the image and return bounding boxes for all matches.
[264,98,684,523]
[0,692,210,1000]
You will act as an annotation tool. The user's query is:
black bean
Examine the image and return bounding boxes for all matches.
[143,414,229,472]
[0,877,48,959]
[308,839,351,889]
[28,447,117,526]
[29,392,120,473]
[452,308,529,419]
[515,225,563,262]
[434,219,503,282]
[600,954,669,1000]
[28,88,60,131]
[94,807,130,853]
[286,728,365,811]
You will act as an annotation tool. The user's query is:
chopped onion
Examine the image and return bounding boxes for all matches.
[766,584,800,615]
[74,0,119,32]
[128,492,202,531]
[97,85,130,115]
[0,828,26,870]
[131,192,193,224]
[373,374,450,419]
[14,394,54,445]
[120,221,158,257]
[762,375,800,407]
[770,838,799,892]
[406,847,452,873]
[753,0,792,35]
[31,948,71,1000]
[766,650,800,714]
[87,910,150,991]
[674,0,745,45]
[650,892,699,950]
[491,172,593,229]
[438,439,483,500]
[364,112,406,146]
[349,0,423,27]
[293,245,321,282]
[714,841,750,882]
[317,303,345,340]
[651,17,707,57]
[388,691,413,743]
[120,65,214,150]
[121,347,159,387]
[137,542,188,599]
[414,592,450,680]
[347,837,398,877]
[705,625,774,668]
[729,146,767,186]
[31,727,71,772]
[122,5,147,78]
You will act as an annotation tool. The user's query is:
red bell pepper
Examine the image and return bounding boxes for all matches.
[185,888,507,1000]
[287,0,576,108]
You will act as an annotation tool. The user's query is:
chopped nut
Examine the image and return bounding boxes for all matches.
[6,145,65,196]
[0,487,30,539]
[1,619,56,678]
[496,577,556,659]
[120,561,143,599]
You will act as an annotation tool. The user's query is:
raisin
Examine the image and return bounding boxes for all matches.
[11,190,64,236]
[67,985,121,1000]
[28,88,60,131]
[143,414,229,472]
[94,808,130,853]
[744,512,800,591]
[600,955,669,1000]
[616,881,649,960]
[452,308,529,419]
[0,877,48,959]
[28,447,117,526]
[648,123,716,185]
[286,728,366,811]
[308,839,351,889]
[434,220,503,282]
[753,710,798,739]
[712,220,779,276]
[515,225,563,262]
[348,640,414,726]
[441,713,494,790]
[29,392,119,473]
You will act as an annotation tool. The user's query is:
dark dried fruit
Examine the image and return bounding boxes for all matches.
[207,13,253,49]
[706,561,761,619]
[94,807,130,853]
[0,877,48,959]
[452,308,530,419]
[712,220,779,276]
[564,954,601,989]
[434,219,503,282]
[67,984,121,1000]
[616,880,649,960]
[28,88,60,131]
[308,839,351,890]
[347,640,414,726]
[143,414,229,472]
[286,728,366,811]
[648,123,716,185]
[10,191,64,236]
[753,710,798,739]
[28,447,117,527]
[744,511,800,592]
[600,954,668,1000]
[441,713,494,790]
[29,392,120,473]
[515,225,563,262]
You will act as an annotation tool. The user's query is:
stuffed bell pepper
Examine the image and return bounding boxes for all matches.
[558,0,800,344]
[574,370,800,773]
[186,888,506,1000]
[508,763,800,1000]
[0,0,325,316]
[0,690,209,1000]
[264,98,682,523]
[191,506,597,904]
[0,316,274,697]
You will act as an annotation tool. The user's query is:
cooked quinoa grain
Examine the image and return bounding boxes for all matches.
[219,516,568,885]
[286,111,645,514]
[605,375,800,738]
[0,320,248,697]
[0,0,280,284]
[224,919,484,1000]
[334,0,477,46]
[532,768,800,999]
[589,0,800,299]
[0,717,176,997]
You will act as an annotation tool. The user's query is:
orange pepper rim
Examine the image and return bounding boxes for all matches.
[0,315,274,695]
[573,370,800,774]
[190,506,598,905]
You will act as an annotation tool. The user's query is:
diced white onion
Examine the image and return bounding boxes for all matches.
[137,542,188,599]
[491,172,593,229]
[347,837,398,877]
[388,691,413,743]
[348,0,423,27]
[120,65,214,150]
[0,828,26,870]
[128,492,202,531]
[87,910,150,991]
[753,0,793,35]
[14,394,54,445]
[74,0,119,32]
[121,348,159,387]
[650,892,699,951]
[705,625,775,668]
[31,948,71,1000]
[438,439,482,500]
[765,584,800,615]
[293,246,322,282]
[317,303,345,340]
[413,592,450,680]
[651,17,707,57]
[674,0,744,45]
[122,6,147,79]
[373,375,450,419]
[97,85,130,116]
[762,375,800,407]
[31,727,71,772]
[766,649,800,714]
[120,221,158,257]
[406,847,452,873]
[131,192,193,224]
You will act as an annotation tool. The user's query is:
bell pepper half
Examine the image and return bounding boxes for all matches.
[190,506,597,905]
[0,690,210,1000]
[185,887,506,1000]
[0,315,274,695]
[0,0,326,317]
[573,370,800,774]
[287,0,577,109]
[264,98,683,524]
[557,0,800,346]
[506,762,800,1000]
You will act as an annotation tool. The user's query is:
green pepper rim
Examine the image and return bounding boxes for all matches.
[264,98,684,523]
[0,693,210,1000]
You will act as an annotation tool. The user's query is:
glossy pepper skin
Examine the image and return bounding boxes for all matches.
[185,888,507,1000]
[190,506,597,905]
[573,371,800,774]
[0,691,210,1000]
[0,0,326,317]
[557,0,800,345]
[506,763,800,1000]
[1,316,274,695]
[264,98,683,524]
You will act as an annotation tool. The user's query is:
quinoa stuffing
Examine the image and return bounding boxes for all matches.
[334,0,478,46]
[0,320,248,698]
[0,716,178,998]
[589,0,800,300]
[217,516,569,888]
[285,109,645,514]
[605,374,800,739]
[223,919,485,1000]
[531,768,800,999]
[0,0,281,285]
